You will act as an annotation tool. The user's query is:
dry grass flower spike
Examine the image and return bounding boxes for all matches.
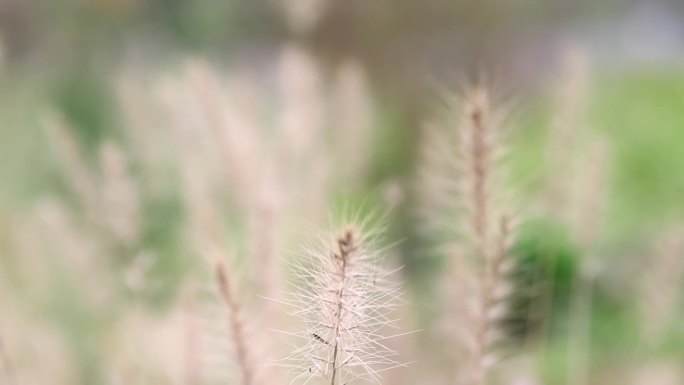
[281,219,409,385]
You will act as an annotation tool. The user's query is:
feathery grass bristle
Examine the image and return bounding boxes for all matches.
[281,221,406,384]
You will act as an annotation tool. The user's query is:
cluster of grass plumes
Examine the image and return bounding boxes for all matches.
[4,31,684,385]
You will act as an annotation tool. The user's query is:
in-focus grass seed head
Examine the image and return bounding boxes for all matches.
[280,221,407,384]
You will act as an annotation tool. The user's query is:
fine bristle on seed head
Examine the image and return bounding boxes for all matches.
[281,220,407,385]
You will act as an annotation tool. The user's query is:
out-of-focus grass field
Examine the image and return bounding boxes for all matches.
[1,2,683,384]
[2,65,683,382]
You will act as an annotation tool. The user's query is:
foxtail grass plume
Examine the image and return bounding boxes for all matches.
[278,0,329,34]
[420,85,520,385]
[43,113,101,226]
[43,112,143,250]
[331,59,374,184]
[99,141,141,247]
[459,86,518,385]
[545,47,589,214]
[213,255,261,385]
[282,221,407,384]
[0,335,16,385]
